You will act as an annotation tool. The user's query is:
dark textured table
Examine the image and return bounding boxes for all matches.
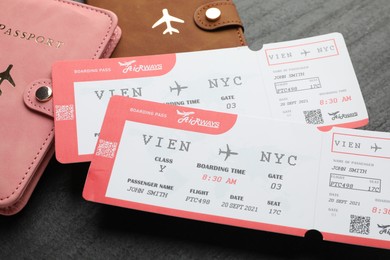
[1,0,390,258]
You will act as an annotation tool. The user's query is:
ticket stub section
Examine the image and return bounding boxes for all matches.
[315,128,390,248]
[260,33,368,128]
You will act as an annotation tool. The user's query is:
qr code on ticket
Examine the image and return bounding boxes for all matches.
[55,105,74,121]
[303,109,324,124]
[349,214,370,235]
[95,140,118,159]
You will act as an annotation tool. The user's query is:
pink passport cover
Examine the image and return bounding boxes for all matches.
[0,0,121,215]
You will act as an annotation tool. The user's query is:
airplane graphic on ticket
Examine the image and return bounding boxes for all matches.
[52,33,369,163]
[219,144,239,161]
[83,97,389,249]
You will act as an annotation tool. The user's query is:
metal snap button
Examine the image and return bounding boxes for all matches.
[35,86,52,102]
[205,7,221,21]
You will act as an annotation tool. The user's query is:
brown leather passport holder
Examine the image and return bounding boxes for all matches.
[85,0,246,57]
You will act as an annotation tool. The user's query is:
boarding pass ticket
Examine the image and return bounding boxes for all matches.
[83,96,389,249]
[52,33,368,163]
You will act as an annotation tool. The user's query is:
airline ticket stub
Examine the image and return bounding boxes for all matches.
[52,33,368,163]
[83,96,389,249]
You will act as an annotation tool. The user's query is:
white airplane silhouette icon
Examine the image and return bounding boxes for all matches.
[118,60,136,67]
[152,9,184,35]
[118,60,136,73]
[177,110,195,117]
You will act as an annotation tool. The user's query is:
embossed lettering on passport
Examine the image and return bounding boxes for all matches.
[0,23,64,48]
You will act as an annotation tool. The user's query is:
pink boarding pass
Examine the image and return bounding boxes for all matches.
[52,33,368,163]
[83,96,389,249]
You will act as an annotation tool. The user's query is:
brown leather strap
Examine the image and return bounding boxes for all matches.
[194,1,243,31]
